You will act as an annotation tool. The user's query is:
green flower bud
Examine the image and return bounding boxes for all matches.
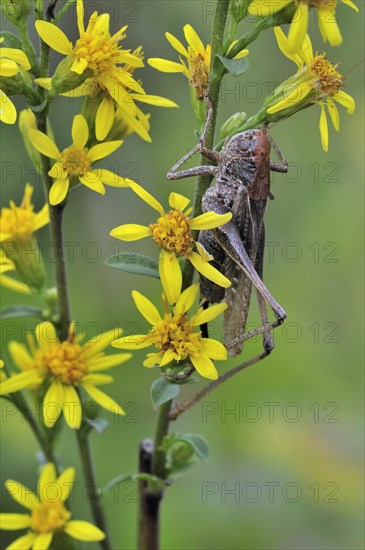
[0,0,30,26]
[51,57,92,95]
[189,85,206,125]
[220,112,248,138]
[19,109,42,173]
[3,238,46,291]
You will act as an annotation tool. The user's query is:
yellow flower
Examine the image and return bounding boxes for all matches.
[28,114,133,205]
[0,38,31,124]
[35,1,177,142]
[0,463,105,549]
[110,182,232,303]
[0,184,49,244]
[0,322,131,429]
[0,250,31,294]
[112,265,228,380]
[0,184,49,289]
[148,24,249,100]
[248,0,359,53]
[267,28,355,151]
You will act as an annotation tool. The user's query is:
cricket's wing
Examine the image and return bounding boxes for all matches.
[224,258,252,357]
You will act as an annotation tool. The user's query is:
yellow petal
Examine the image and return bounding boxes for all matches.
[0,90,16,124]
[82,384,125,415]
[147,58,188,74]
[64,520,105,542]
[0,274,31,294]
[87,141,123,162]
[159,251,182,305]
[95,169,133,188]
[76,0,85,35]
[33,204,50,231]
[333,90,355,114]
[165,32,188,57]
[38,463,56,499]
[1,48,30,70]
[190,211,232,230]
[190,252,231,288]
[56,468,75,502]
[32,532,53,550]
[191,354,218,380]
[132,290,161,325]
[72,114,89,148]
[28,130,61,159]
[112,335,151,350]
[233,49,249,60]
[0,369,42,395]
[63,385,82,429]
[287,3,309,54]
[267,81,312,114]
[319,104,329,152]
[273,26,302,67]
[71,56,88,74]
[129,181,164,215]
[4,481,38,510]
[183,24,204,53]
[175,284,199,314]
[340,0,359,11]
[49,178,69,205]
[318,5,342,46]
[34,77,53,90]
[133,94,178,108]
[35,21,73,55]
[79,172,105,195]
[110,223,151,241]
[81,374,113,385]
[193,302,228,326]
[201,338,227,360]
[0,58,19,77]
[48,162,66,179]
[6,532,37,550]
[84,328,122,357]
[327,100,340,131]
[95,96,115,141]
[168,192,190,211]
[87,354,132,371]
[0,513,31,529]
[8,341,32,371]
[43,381,64,428]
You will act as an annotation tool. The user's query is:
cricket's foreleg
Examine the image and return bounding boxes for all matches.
[269,135,288,173]
[167,101,220,181]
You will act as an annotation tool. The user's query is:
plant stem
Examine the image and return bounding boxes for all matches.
[76,430,112,550]
[137,2,231,549]
[54,0,77,24]
[11,393,55,464]
[36,112,71,340]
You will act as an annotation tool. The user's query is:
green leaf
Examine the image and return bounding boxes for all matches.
[175,433,209,462]
[0,305,44,319]
[105,253,159,279]
[217,55,249,77]
[150,378,180,407]
[0,32,23,49]
[103,472,165,494]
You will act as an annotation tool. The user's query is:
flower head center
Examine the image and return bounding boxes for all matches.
[149,210,194,257]
[0,204,36,243]
[309,54,343,96]
[43,341,88,384]
[74,27,125,75]
[31,501,71,534]
[61,146,90,178]
[188,47,210,100]
[150,312,202,361]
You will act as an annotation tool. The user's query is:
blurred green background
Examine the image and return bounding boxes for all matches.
[1,1,364,549]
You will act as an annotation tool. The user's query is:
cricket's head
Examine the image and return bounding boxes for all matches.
[224,129,270,162]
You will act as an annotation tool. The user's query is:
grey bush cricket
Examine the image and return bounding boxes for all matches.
[167,103,288,357]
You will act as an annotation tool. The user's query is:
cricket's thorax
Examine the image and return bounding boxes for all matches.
[219,129,271,201]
